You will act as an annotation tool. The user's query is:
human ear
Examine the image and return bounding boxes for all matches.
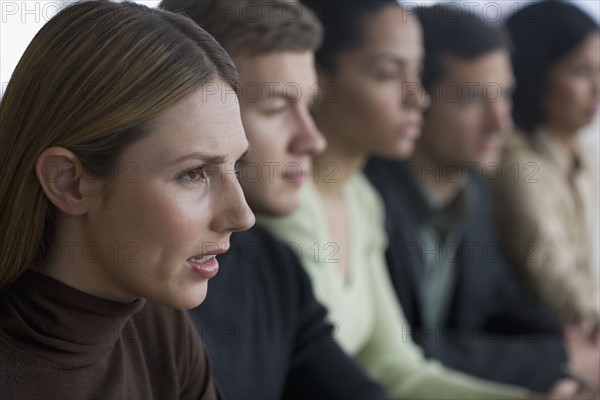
[35,147,90,216]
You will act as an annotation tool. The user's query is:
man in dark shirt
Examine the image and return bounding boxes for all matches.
[160,1,387,398]
[365,5,574,392]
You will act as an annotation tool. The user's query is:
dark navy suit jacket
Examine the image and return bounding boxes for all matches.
[365,157,567,392]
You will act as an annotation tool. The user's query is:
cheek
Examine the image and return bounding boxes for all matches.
[107,184,209,259]
[244,130,290,194]
[153,192,212,246]
[361,93,405,153]
[244,115,289,165]
[342,83,400,126]
[554,82,578,104]
[427,105,463,138]
[371,91,402,123]
[426,107,479,152]
[546,76,589,113]
[566,79,594,106]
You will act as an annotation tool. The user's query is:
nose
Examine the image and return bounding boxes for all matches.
[210,172,255,234]
[404,79,430,111]
[289,106,327,156]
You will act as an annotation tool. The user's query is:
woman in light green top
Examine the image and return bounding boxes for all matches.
[260,1,579,399]
[262,174,526,399]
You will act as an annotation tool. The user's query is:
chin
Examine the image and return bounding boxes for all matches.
[378,141,415,160]
[480,149,502,166]
[259,186,302,217]
[153,284,209,310]
[270,198,300,217]
[579,116,596,129]
[173,294,208,310]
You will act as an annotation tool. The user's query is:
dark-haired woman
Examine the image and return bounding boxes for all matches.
[494,1,599,326]
[0,1,254,398]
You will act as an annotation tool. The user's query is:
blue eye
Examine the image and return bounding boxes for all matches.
[179,166,207,183]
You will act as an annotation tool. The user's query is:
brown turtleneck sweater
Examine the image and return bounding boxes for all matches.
[0,269,222,399]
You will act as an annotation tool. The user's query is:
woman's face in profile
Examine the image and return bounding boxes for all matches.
[319,7,429,158]
[542,31,600,133]
[82,83,254,309]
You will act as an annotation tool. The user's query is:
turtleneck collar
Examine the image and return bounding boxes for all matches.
[0,269,146,369]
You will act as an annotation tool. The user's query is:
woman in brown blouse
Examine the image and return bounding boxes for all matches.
[495,2,599,324]
[0,1,254,398]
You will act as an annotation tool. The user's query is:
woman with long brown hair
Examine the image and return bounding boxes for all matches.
[0,1,254,398]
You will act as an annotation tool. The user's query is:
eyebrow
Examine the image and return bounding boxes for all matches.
[170,145,251,166]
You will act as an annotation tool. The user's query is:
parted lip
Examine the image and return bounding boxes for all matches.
[281,159,311,183]
[283,168,305,182]
[189,245,230,259]
[397,120,423,139]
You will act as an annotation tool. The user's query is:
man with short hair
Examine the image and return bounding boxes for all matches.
[160,1,387,398]
[365,4,568,392]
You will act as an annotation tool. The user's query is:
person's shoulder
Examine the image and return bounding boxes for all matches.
[501,130,544,164]
[579,139,599,174]
[497,131,550,187]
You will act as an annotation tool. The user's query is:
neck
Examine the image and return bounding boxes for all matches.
[312,109,366,197]
[411,146,467,206]
[31,218,136,304]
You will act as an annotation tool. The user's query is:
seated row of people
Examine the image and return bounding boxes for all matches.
[0,0,597,399]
